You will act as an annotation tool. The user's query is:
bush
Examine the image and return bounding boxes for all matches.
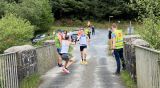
[0,14,34,53]
[0,2,7,18]
[5,0,54,31]
[137,18,160,50]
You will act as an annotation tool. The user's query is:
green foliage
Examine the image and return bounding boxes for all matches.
[20,74,40,88]
[137,18,160,50]
[121,71,137,88]
[51,0,137,20]
[0,14,34,53]
[5,0,54,31]
[135,0,160,18]
[0,1,7,18]
[135,0,160,50]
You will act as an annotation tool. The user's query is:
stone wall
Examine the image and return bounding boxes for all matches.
[4,45,37,81]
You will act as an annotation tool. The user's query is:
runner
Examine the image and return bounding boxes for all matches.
[78,28,89,64]
[63,30,68,39]
[54,30,63,67]
[91,25,95,35]
[77,28,82,37]
[61,35,75,73]
[84,26,91,39]
[111,23,126,75]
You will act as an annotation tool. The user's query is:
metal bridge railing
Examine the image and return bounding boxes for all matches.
[0,53,19,88]
[135,45,160,88]
[0,45,57,88]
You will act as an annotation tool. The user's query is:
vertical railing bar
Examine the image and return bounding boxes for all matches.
[6,54,10,88]
[8,54,11,88]
[14,53,19,88]
[13,53,17,88]
[10,54,13,88]
[0,55,3,88]
[2,55,5,88]
[4,55,7,88]
[10,54,14,88]
[8,54,12,88]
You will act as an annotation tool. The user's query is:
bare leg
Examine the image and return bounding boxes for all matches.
[58,55,62,65]
[81,51,83,61]
[65,58,75,68]
[83,48,87,61]
[64,60,69,68]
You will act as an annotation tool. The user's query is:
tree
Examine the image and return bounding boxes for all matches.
[0,14,34,53]
[5,0,54,31]
[51,0,137,20]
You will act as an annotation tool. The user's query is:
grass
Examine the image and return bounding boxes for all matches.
[120,71,137,88]
[51,20,140,34]
[20,74,40,88]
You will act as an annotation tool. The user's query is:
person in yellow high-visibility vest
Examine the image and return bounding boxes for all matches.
[84,27,91,39]
[111,23,126,75]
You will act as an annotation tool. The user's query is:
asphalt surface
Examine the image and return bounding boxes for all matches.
[39,29,125,88]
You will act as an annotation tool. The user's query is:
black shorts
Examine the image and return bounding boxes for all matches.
[80,45,87,51]
[61,53,71,61]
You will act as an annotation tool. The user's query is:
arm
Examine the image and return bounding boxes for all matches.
[111,33,116,50]
[58,35,62,47]
[112,37,116,49]
[77,35,80,41]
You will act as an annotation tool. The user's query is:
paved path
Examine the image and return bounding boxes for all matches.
[39,30,125,88]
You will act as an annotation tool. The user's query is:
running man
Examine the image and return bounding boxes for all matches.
[78,28,89,64]
[54,30,63,67]
[61,35,75,73]
[111,23,126,75]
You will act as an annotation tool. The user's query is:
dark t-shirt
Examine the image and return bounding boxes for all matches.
[108,30,112,39]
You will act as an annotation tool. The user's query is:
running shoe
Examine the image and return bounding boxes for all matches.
[62,68,70,74]
[80,61,84,64]
[58,63,63,67]
[84,61,88,65]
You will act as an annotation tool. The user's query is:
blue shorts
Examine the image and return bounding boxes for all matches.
[57,48,61,55]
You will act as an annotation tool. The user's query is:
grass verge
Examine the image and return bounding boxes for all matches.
[120,71,137,88]
[20,74,40,88]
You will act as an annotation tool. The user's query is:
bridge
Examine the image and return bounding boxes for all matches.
[0,29,160,88]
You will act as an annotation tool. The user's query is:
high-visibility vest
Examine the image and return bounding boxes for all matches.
[113,30,123,49]
[84,28,90,35]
